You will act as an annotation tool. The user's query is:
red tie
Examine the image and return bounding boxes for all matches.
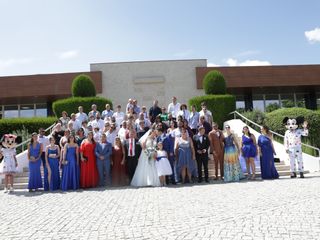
[130,139,133,156]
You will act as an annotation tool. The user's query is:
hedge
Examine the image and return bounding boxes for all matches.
[264,108,320,148]
[203,70,226,95]
[52,97,113,117]
[71,74,96,97]
[0,117,57,136]
[189,94,235,127]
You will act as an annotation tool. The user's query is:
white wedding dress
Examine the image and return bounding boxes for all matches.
[131,137,161,187]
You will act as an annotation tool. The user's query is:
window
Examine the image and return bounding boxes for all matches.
[265,94,280,112]
[4,105,19,118]
[280,94,295,108]
[36,103,47,117]
[20,104,35,117]
[295,93,306,108]
[236,96,245,110]
[317,93,320,109]
[252,95,264,111]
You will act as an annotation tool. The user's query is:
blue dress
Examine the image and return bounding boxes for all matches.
[241,135,257,158]
[28,143,43,190]
[61,145,79,191]
[258,135,279,179]
[176,138,197,177]
[47,148,60,190]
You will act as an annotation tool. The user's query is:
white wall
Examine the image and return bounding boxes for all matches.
[90,59,207,109]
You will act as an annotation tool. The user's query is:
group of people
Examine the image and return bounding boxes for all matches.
[2,96,280,192]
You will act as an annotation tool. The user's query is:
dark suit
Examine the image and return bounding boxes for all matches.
[193,134,210,182]
[124,138,142,181]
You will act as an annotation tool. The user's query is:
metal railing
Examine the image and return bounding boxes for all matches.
[16,123,56,153]
[229,111,320,158]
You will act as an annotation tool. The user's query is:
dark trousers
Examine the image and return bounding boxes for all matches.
[126,156,138,181]
[196,154,209,181]
[165,155,176,184]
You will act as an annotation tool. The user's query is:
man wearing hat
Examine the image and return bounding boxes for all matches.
[193,126,211,183]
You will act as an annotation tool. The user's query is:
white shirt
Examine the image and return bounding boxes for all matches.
[69,119,82,132]
[112,112,125,128]
[76,112,88,123]
[118,127,128,142]
[38,135,50,153]
[92,119,105,133]
[93,131,102,143]
[177,109,190,120]
[199,109,213,124]
[167,102,181,118]
[135,118,151,128]
[106,130,117,146]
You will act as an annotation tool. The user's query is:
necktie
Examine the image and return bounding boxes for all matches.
[130,139,133,156]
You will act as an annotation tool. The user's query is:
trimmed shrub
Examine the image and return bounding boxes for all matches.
[242,109,266,125]
[264,108,320,148]
[189,95,235,127]
[203,70,226,95]
[266,103,280,113]
[52,97,113,117]
[0,117,57,136]
[71,74,96,97]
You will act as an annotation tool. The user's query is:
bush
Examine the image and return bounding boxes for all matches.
[52,97,113,117]
[0,117,57,137]
[266,103,280,113]
[242,109,266,125]
[264,108,320,149]
[203,70,226,95]
[189,95,235,127]
[71,74,96,97]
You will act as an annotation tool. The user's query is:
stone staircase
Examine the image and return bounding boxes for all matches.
[1,159,308,190]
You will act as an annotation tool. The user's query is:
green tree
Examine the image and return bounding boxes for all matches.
[203,70,226,94]
[71,74,96,97]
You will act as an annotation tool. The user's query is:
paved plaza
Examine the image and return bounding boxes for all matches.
[0,173,320,240]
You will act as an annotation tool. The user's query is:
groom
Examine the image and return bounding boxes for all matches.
[124,130,142,182]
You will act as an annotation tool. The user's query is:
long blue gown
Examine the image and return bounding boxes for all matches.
[28,143,43,190]
[258,135,279,179]
[47,148,60,190]
[61,145,79,191]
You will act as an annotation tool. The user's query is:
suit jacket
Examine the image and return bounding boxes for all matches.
[208,129,224,154]
[157,133,175,155]
[193,134,210,159]
[124,138,142,159]
[95,142,113,161]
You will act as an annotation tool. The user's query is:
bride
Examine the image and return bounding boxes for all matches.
[131,129,161,187]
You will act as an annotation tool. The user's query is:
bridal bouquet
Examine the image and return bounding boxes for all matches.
[144,147,156,162]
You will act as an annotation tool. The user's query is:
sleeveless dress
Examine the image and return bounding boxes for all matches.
[224,135,244,182]
[47,148,60,191]
[258,135,279,179]
[0,148,16,174]
[131,137,161,187]
[111,146,127,186]
[241,135,257,158]
[176,138,197,176]
[155,150,173,177]
[61,145,79,191]
[28,143,43,190]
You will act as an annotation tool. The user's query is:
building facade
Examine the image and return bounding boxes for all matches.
[0,59,319,118]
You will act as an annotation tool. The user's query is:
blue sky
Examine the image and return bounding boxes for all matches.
[0,0,319,76]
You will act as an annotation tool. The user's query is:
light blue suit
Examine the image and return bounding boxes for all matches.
[95,142,112,186]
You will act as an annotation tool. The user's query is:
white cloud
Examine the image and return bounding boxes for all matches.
[207,62,220,67]
[226,58,271,66]
[0,57,33,71]
[58,50,79,59]
[305,27,320,43]
[236,50,260,57]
